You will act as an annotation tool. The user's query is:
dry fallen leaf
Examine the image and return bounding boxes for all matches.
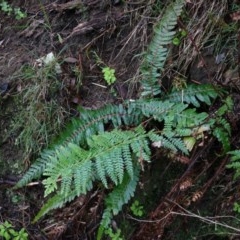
[231,11,240,21]
[64,57,78,63]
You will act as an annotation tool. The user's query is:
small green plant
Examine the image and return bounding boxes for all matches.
[6,189,23,204]
[105,227,123,240]
[0,221,28,240]
[0,0,11,14]
[14,7,26,20]
[93,51,117,86]
[172,29,187,46]
[0,0,26,19]
[102,67,116,85]
[233,202,240,214]
[130,200,144,217]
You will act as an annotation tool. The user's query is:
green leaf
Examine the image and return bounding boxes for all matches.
[172,37,180,45]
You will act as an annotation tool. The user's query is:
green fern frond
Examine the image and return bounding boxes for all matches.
[208,97,232,153]
[175,109,208,128]
[213,126,231,153]
[162,136,188,154]
[97,166,140,240]
[15,103,143,189]
[175,128,193,137]
[131,99,188,122]
[15,100,188,189]
[39,126,150,198]
[215,96,233,117]
[15,99,210,190]
[33,190,78,223]
[140,0,185,97]
[165,84,219,107]
[13,157,47,189]
[228,150,240,161]
[227,150,240,179]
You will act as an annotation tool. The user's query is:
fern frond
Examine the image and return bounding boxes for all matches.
[33,190,78,223]
[39,126,150,198]
[162,136,188,154]
[228,150,240,161]
[175,128,193,136]
[227,150,240,179]
[215,96,233,117]
[14,0,225,235]
[14,157,47,189]
[208,97,232,153]
[15,103,143,188]
[97,166,140,240]
[53,104,143,148]
[213,127,230,153]
[130,99,188,122]
[42,143,94,197]
[175,109,208,128]
[15,100,206,190]
[140,0,185,97]
[15,100,189,189]
[165,84,219,107]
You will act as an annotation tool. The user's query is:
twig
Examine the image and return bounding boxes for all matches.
[167,199,240,233]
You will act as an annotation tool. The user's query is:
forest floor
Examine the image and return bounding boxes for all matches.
[1,0,240,239]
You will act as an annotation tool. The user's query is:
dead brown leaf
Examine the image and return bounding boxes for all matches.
[230,10,240,21]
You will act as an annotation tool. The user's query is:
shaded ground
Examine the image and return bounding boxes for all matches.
[1,0,240,239]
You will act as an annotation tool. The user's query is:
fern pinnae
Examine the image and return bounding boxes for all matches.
[114,148,124,184]
[14,157,47,189]
[96,156,109,188]
[122,144,134,178]
[227,151,240,180]
[166,84,219,107]
[33,190,78,223]
[98,166,140,239]
[74,160,93,195]
[140,0,185,97]
[104,150,120,185]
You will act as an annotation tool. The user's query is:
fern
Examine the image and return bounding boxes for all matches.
[227,150,240,179]
[165,84,219,107]
[15,100,188,188]
[15,92,220,223]
[140,0,185,97]
[14,0,230,237]
[97,166,140,240]
[15,103,143,188]
[41,126,149,198]
[33,190,78,222]
[213,127,230,152]
[209,97,233,153]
